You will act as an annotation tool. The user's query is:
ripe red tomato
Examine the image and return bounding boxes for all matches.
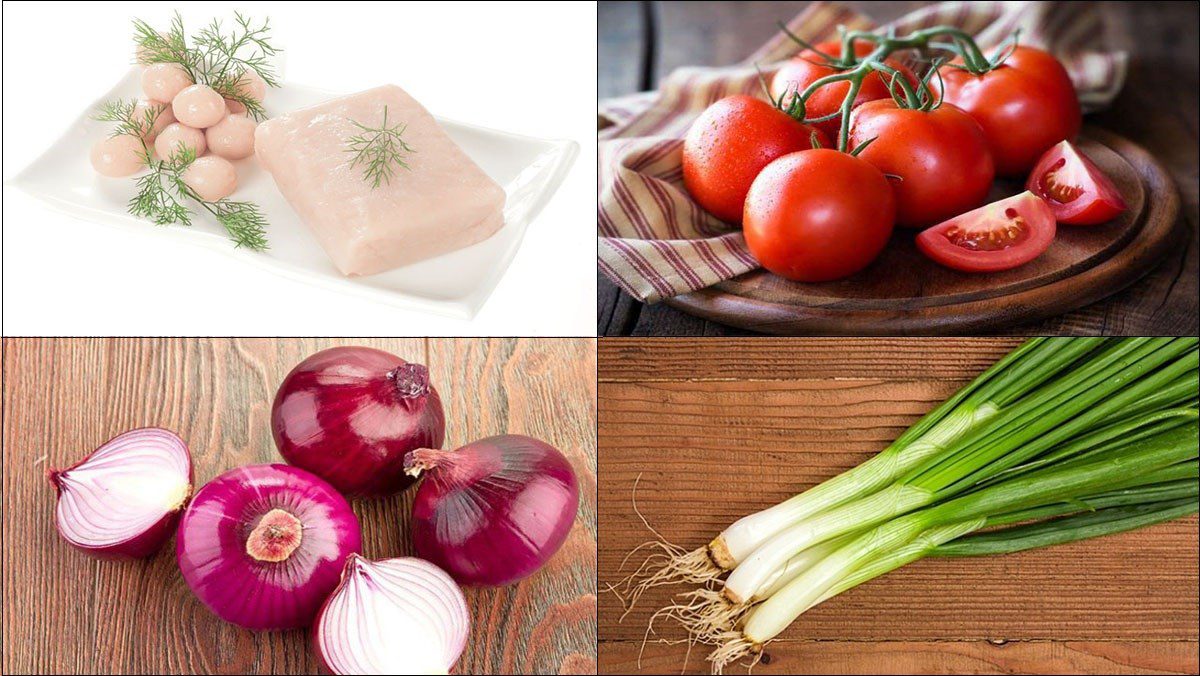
[682,95,828,224]
[770,40,917,141]
[849,100,994,228]
[743,149,895,281]
[1026,141,1127,225]
[916,191,1056,273]
[933,46,1081,176]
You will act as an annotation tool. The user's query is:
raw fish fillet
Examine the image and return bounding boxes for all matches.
[255,85,506,276]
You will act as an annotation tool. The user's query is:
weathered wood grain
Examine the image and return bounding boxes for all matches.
[1,338,597,675]
[596,338,1199,674]
[600,639,1200,675]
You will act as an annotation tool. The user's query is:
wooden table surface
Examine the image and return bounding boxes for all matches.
[1,338,597,675]
[597,1,1200,336]
[597,338,1199,674]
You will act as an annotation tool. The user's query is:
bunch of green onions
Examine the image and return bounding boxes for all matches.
[614,338,1199,674]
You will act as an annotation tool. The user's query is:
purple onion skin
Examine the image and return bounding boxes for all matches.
[271,347,445,498]
[49,427,193,559]
[410,435,580,587]
[176,464,362,631]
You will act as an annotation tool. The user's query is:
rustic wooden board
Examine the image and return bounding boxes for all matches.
[665,130,1184,334]
[1,338,597,675]
[597,338,1199,674]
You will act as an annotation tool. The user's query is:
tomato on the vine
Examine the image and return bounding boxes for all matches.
[743,148,895,281]
[682,95,828,224]
[916,191,1056,273]
[849,99,994,228]
[932,46,1081,176]
[770,40,917,141]
[1026,141,1127,225]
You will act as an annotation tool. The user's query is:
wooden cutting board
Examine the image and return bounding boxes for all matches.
[666,128,1183,335]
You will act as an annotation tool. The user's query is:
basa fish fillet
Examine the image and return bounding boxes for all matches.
[255,85,506,276]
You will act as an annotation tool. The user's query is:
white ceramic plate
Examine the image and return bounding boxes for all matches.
[9,69,579,319]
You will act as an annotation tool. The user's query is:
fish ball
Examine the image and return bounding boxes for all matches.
[172,84,227,129]
[91,134,147,177]
[205,114,258,160]
[142,63,192,104]
[183,155,238,201]
[154,123,207,161]
[132,100,175,140]
[235,70,267,103]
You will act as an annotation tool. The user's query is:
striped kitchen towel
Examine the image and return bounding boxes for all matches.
[598,1,1128,304]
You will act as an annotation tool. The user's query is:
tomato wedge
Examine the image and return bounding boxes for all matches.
[1026,141,1128,225]
[916,192,1056,273]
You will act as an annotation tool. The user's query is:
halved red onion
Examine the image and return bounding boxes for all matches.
[48,427,192,558]
[406,434,580,586]
[314,555,469,675]
[271,346,446,498]
[176,464,362,630]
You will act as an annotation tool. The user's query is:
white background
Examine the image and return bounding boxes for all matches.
[2,1,597,336]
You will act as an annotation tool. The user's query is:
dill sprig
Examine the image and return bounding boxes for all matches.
[97,102,270,250]
[133,13,196,74]
[93,99,165,140]
[132,11,280,121]
[345,106,416,189]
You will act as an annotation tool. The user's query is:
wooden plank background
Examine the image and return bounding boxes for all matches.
[1,338,597,675]
[597,0,1200,336]
[597,338,1200,674]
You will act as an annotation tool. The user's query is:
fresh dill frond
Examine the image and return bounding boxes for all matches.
[192,12,280,120]
[345,106,417,189]
[204,200,271,250]
[133,12,200,79]
[160,149,269,250]
[93,98,166,140]
[129,170,192,227]
[98,118,271,250]
[131,11,281,121]
[208,73,268,120]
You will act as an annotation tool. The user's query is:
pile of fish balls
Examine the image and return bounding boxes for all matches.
[90,59,267,203]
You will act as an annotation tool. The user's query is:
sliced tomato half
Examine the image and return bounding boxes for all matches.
[1026,140,1128,225]
[916,191,1056,273]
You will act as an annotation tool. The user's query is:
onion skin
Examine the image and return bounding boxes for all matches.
[271,346,446,498]
[407,434,580,587]
[48,427,193,559]
[176,464,362,631]
[313,555,470,675]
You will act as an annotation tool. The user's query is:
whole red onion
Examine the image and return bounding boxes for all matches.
[271,347,445,498]
[176,464,362,630]
[48,427,192,559]
[405,434,580,586]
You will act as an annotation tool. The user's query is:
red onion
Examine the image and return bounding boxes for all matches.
[176,464,362,630]
[271,346,446,498]
[405,434,580,586]
[48,427,192,558]
[314,555,469,675]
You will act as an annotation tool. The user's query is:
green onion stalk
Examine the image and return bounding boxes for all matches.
[630,339,1196,641]
[614,337,1113,606]
[707,420,1198,674]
